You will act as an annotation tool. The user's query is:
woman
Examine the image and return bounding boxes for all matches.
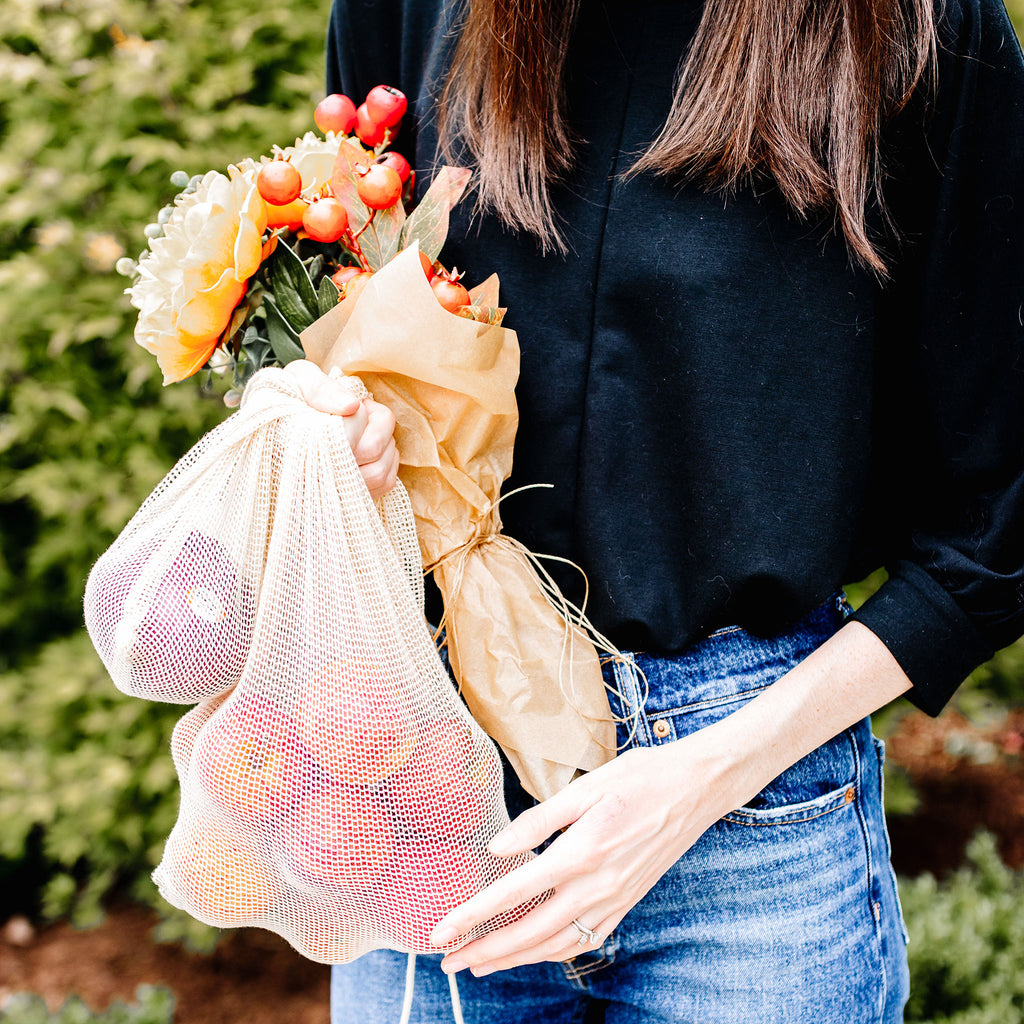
[317,0,1024,1020]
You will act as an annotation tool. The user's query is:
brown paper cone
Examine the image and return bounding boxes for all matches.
[301,246,617,801]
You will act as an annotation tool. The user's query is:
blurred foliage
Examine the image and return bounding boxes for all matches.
[1,12,1023,1024]
[1009,0,1024,35]
[0,630,216,947]
[0,0,329,929]
[0,0,331,670]
[0,986,174,1024]
[903,831,1024,1023]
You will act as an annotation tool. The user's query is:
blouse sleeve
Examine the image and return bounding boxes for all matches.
[849,0,1024,714]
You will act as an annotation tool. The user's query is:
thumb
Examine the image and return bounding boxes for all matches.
[284,359,361,416]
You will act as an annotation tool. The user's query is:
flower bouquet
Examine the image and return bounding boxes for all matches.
[86,87,617,962]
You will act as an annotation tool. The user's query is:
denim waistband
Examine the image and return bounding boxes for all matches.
[606,593,849,721]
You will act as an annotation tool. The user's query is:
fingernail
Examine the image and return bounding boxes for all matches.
[441,959,467,975]
[488,831,515,856]
[430,926,458,946]
[471,965,495,978]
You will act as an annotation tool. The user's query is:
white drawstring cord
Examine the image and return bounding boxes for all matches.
[447,969,465,1024]
[394,950,465,1024]
[397,953,416,1024]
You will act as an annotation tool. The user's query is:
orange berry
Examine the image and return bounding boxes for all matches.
[302,197,350,243]
[331,266,363,290]
[355,104,387,148]
[314,94,357,135]
[364,85,407,128]
[432,277,471,313]
[256,160,302,206]
[356,164,403,210]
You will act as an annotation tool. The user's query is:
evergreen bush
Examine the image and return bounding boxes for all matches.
[0,986,174,1024]
[903,831,1024,1023]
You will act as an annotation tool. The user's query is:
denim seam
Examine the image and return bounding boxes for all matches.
[613,657,652,747]
[563,955,612,980]
[561,931,618,984]
[848,727,888,1022]
[661,683,770,716]
[706,624,744,638]
[722,798,853,827]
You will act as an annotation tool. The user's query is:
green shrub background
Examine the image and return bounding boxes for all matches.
[1,0,1023,1020]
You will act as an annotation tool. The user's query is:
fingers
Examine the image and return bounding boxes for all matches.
[283,360,361,416]
[281,362,400,500]
[487,788,586,857]
[430,785,598,948]
[351,401,399,500]
[438,887,623,977]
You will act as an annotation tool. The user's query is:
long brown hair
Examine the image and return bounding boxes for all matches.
[438,0,936,275]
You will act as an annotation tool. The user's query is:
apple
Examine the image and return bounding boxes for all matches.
[283,779,396,889]
[383,716,500,838]
[91,530,253,703]
[166,814,277,925]
[294,661,417,786]
[382,839,484,950]
[195,691,309,824]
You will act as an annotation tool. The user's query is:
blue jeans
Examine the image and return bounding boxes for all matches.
[331,596,910,1023]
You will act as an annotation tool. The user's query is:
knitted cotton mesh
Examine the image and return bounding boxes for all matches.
[84,368,537,963]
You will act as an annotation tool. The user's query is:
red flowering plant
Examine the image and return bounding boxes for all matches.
[119,86,503,401]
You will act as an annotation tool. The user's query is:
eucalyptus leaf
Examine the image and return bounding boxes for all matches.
[318,276,340,316]
[330,141,372,229]
[263,297,306,364]
[399,166,472,261]
[268,243,319,331]
[362,202,406,270]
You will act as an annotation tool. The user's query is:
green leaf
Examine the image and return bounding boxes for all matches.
[399,166,472,261]
[317,275,340,316]
[329,140,371,228]
[262,297,305,364]
[359,202,406,271]
[267,242,318,331]
[305,254,325,281]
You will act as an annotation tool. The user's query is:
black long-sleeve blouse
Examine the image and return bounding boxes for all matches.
[326,0,1024,715]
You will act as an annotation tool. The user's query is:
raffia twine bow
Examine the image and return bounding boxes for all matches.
[424,484,646,775]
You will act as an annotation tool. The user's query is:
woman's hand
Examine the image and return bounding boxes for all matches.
[284,359,399,501]
[428,620,914,978]
[429,732,753,976]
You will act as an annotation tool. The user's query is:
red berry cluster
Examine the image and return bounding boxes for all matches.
[253,87,482,317]
[254,86,411,248]
[314,85,407,148]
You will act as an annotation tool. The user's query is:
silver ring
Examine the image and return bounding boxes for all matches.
[570,918,599,947]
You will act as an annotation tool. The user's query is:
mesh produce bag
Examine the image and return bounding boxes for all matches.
[84,368,536,962]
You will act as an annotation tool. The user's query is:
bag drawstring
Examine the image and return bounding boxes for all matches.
[397,953,416,1024]
[396,953,465,1024]
[448,968,464,1024]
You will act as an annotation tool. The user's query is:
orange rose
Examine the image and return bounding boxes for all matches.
[129,165,268,384]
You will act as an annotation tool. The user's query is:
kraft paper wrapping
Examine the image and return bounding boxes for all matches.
[300,245,616,801]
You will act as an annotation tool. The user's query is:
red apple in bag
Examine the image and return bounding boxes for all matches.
[382,838,485,949]
[383,716,499,838]
[90,531,255,702]
[283,778,396,888]
[196,691,309,824]
[295,660,418,785]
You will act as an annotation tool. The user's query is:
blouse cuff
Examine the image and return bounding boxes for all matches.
[848,562,994,716]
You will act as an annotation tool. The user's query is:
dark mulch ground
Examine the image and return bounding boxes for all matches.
[2,708,1022,1022]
